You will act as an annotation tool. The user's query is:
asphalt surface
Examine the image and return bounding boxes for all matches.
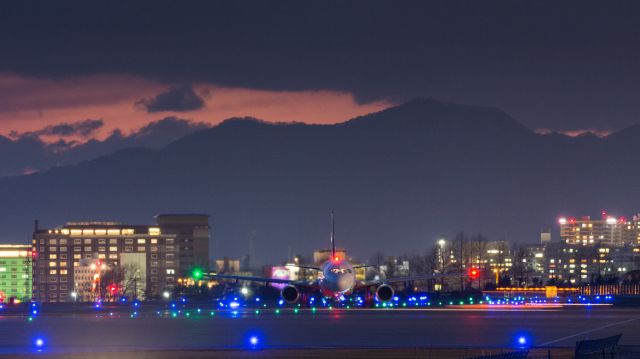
[1,304,639,354]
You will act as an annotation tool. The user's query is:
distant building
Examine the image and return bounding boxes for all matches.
[0,245,32,302]
[32,221,178,302]
[558,214,627,246]
[215,257,241,273]
[313,249,347,264]
[156,214,211,275]
[540,230,551,244]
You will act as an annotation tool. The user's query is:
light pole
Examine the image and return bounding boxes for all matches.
[438,239,446,291]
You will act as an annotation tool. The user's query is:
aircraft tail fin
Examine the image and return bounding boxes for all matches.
[331,211,336,258]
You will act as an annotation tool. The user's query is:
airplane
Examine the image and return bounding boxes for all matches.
[211,212,431,305]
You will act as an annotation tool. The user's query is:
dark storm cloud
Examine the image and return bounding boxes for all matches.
[10,119,104,139]
[135,85,206,113]
[2,1,640,130]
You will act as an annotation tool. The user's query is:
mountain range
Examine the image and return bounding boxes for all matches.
[1,98,639,264]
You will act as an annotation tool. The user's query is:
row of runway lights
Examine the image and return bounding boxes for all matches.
[16,293,617,323]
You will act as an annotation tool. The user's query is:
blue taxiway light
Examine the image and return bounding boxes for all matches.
[34,338,44,349]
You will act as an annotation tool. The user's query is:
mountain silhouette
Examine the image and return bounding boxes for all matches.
[1,98,638,264]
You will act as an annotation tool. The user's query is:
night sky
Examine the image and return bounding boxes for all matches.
[2,1,640,141]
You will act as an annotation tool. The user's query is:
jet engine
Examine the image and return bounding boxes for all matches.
[281,285,300,303]
[375,284,394,302]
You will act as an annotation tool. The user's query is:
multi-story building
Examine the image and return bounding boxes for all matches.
[156,214,210,276]
[559,214,627,246]
[0,244,33,302]
[32,221,178,302]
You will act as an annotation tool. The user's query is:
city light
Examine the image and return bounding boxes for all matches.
[163,291,171,299]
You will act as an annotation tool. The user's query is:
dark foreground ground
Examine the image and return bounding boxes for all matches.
[1,304,639,358]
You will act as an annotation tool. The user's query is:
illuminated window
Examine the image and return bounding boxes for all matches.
[84,246,91,252]
[49,262,57,267]
[60,269,68,275]
[137,239,146,244]
[98,254,106,259]
[109,246,117,252]
[166,269,175,275]
[73,254,81,259]
[74,238,81,245]
[107,229,120,235]
[149,227,160,235]
[49,269,57,275]
[84,238,91,244]
[125,239,133,245]
[49,254,57,259]
[49,246,57,252]
[137,246,146,252]
[98,247,106,252]
[70,229,82,236]
[59,246,67,252]
[95,229,107,236]
[108,254,118,259]
[125,246,132,252]
[59,239,67,245]
[82,229,93,235]
[98,239,106,245]
[109,239,118,244]
[61,229,69,235]
[122,229,134,235]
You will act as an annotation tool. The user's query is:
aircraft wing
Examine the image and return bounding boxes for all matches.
[210,273,312,287]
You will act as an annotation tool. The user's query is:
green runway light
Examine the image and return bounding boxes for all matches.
[275,309,280,314]
[191,268,203,280]
[294,308,299,314]
[255,310,260,315]
[172,312,177,318]
[185,312,190,317]
[459,301,464,305]
[312,307,316,313]
[210,311,215,316]
[28,317,33,322]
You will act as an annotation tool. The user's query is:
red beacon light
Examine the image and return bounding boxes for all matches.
[469,268,479,279]
[333,256,340,262]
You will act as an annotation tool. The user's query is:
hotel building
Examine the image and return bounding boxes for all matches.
[32,222,178,302]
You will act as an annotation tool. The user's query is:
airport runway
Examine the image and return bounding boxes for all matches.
[1,305,639,354]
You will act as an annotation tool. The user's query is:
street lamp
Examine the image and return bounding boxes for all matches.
[438,239,446,291]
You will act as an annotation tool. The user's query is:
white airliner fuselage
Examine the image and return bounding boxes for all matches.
[318,257,356,296]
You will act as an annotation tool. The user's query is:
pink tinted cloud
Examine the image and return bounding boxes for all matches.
[0,73,393,141]
[534,128,612,137]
